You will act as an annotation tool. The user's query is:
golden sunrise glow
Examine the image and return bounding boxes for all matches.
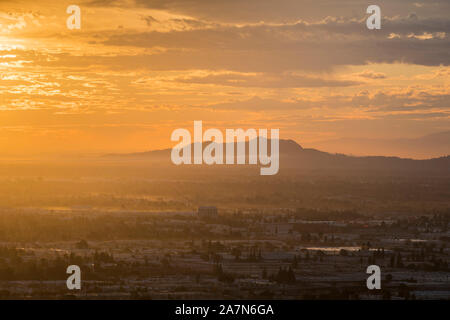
[0,0,448,158]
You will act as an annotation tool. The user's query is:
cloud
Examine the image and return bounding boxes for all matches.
[99,15,450,72]
[208,96,348,112]
[142,15,158,26]
[351,88,450,112]
[173,72,360,88]
[4,2,449,72]
[354,70,387,79]
[86,0,450,22]
[407,32,446,40]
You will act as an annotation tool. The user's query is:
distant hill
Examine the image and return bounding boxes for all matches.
[105,138,449,173]
[311,131,450,159]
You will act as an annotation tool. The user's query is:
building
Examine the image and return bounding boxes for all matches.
[198,206,218,218]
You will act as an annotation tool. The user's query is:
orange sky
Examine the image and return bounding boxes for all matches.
[0,0,449,158]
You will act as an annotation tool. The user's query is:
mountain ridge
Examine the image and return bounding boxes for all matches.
[311,130,450,160]
[104,139,449,172]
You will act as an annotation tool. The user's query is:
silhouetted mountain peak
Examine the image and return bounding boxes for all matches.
[104,138,449,173]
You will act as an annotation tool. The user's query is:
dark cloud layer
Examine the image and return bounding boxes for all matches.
[101,17,450,72]
[87,0,450,22]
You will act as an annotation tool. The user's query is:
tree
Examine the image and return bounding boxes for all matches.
[75,240,89,249]
[385,274,393,282]
[396,253,403,268]
[292,255,298,268]
[231,248,241,261]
